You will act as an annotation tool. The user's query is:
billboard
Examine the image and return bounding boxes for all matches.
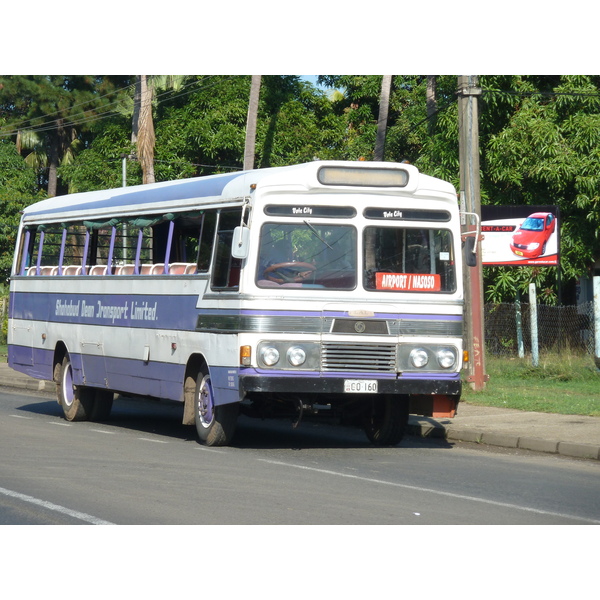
[480,205,559,266]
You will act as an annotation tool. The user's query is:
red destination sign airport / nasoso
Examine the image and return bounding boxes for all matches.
[376,272,441,291]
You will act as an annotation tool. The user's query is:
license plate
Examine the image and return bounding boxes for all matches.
[344,379,378,393]
[515,250,523,256]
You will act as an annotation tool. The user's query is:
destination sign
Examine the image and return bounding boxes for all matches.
[264,205,356,218]
[364,208,450,221]
[376,272,442,292]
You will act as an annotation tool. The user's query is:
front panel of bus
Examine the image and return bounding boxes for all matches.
[235,164,463,420]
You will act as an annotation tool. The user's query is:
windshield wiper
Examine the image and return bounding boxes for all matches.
[303,220,333,249]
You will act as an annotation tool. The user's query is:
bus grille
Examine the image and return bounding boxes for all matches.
[321,343,397,373]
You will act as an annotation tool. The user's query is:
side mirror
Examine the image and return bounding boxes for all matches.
[464,236,477,267]
[232,226,250,259]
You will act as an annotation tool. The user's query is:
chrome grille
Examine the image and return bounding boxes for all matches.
[321,343,397,373]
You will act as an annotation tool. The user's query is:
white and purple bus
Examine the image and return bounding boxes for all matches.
[8,160,473,446]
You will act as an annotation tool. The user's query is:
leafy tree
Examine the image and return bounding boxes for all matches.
[0,138,43,281]
[4,73,600,306]
[0,76,132,196]
[481,75,600,303]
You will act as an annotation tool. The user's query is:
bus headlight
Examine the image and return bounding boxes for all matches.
[257,341,319,370]
[287,346,307,367]
[409,348,429,368]
[436,348,456,369]
[261,346,280,366]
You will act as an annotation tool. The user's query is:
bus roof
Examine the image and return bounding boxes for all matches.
[20,161,454,225]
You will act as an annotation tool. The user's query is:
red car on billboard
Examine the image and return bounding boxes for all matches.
[510,212,556,259]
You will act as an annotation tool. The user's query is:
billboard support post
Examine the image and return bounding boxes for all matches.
[529,283,539,367]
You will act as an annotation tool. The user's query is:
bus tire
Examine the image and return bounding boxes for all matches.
[194,368,238,446]
[90,390,114,421]
[56,355,94,422]
[363,396,409,446]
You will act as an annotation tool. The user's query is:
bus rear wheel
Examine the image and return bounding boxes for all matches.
[194,368,238,446]
[56,355,94,421]
[363,396,409,446]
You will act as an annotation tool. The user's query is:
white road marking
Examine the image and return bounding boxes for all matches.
[194,446,227,454]
[9,415,32,419]
[137,437,168,443]
[258,459,600,524]
[0,486,115,525]
[90,429,116,434]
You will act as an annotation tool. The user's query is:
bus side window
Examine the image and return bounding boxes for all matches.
[16,229,34,275]
[62,224,88,274]
[166,213,204,273]
[211,209,242,290]
[198,211,217,272]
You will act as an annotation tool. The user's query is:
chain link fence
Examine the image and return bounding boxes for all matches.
[485,302,595,357]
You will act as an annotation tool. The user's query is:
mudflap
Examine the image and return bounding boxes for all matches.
[409,394,459,419]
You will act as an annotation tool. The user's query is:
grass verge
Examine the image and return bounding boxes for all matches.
[463,353,600,416]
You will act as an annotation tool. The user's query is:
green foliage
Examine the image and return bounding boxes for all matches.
[1,74,600,302]
[481,75,600,302]
[0,139,44,281]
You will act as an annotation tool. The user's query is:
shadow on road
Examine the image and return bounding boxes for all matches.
[15,394,455,451]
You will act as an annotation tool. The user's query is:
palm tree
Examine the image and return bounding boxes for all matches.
[136,75,156,184]
[243,76,261,170]
[373,75,392,161]
[133,75,188,184]
[426,76,437,133]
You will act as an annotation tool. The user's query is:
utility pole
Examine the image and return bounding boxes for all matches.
[457,75,488,390]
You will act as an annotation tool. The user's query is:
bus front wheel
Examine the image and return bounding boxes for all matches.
[194,368,238,446]
[55,355,94,421]
[363,396,409,446]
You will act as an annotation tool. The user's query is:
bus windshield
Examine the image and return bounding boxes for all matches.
[256,222,456,293]
[364,226,456,293]
[257,222,357,289]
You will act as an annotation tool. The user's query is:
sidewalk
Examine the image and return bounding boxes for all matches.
[1,362,599,460]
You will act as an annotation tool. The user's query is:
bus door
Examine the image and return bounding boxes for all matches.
[201,209,243,406]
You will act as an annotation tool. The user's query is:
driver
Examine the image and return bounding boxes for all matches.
[259,237,292,279]
[258,235,315,285]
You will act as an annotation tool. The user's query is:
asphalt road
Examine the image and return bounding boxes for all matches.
[1,387,599,526]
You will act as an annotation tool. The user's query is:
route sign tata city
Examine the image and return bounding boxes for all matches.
[480,205,560,267]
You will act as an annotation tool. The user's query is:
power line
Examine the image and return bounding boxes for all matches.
[0,75,237,140]
[0,79,138,136]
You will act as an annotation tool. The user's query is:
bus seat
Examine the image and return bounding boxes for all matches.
[63,265,82,275]
[89,265,108,275]
[184,263,197,274]
[168,263,188,274]
[119,264,135,275]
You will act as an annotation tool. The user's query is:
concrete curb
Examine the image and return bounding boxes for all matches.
[408,421,600,461]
